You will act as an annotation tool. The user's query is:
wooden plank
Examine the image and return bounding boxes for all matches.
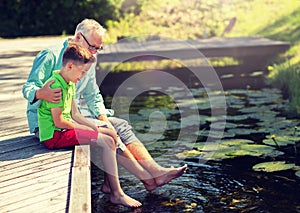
[69,145,91,213]
[73,145,90,168]
[69,167,91,213]
[0,135,36,146]
[0,147,64,167]
[0,186,69,213]
[0,146,55,162]
[0,170,69,208]
[0,139,42,154]
[0,127,30,138]
[0,159,72,193]
[0,149,69,171]
[0,152,71,179]
[0,161,71,213]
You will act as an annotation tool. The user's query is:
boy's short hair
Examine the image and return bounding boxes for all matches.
[62,42,96,66]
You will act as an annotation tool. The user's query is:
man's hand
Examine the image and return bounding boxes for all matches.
[98,114,109,122]
[35,80,62,103]
[98,114,115,130]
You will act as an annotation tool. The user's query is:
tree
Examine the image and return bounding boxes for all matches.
[0,0,123,38]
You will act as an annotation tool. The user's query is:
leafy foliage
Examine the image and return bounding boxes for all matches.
[266,62,300,113]
[0,0,123,38]
[105,0,238,42]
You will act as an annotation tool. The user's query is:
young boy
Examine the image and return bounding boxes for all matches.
[38,43,142,208]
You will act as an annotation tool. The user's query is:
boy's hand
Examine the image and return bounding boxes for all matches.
[36,80,62,103]
[97,127,118,145]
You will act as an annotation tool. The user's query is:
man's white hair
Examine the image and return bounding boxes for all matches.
[75,19,106,37]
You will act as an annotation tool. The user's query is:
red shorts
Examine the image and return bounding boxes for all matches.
[43,128,98,149]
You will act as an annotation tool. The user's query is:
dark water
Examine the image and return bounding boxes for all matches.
[91,86,300,213]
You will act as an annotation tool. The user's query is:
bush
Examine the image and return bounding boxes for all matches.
[267,62,300,113]
[0,0,123,38]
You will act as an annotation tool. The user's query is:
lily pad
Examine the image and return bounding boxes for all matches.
[249,112,278,121]
[220,144,279,158]
[252,161,296,172]
[238,106,272,114]
[220,139,254,146]
[264,119,299,130]
[176,150,202,159]
[194,141,221,151]
[296,170,300,178]
[248,96,281,105]
[190,102,212,110]
[226,114,250,121]
[247,88,282,98]
[268,103,288,110]
[166,120,182,130]
[134,120,181,132]
[227,89,249,95]
[135,132,165,142]
[276,126,300,136]
[226,95,245,109]
[239,144,276,156]
[195,139,253,152]
[176,98,207,107]
[227,128,266,136]
[178,139,283,161]
[133,120,166,132]
[256,117,287,128]
[205,116,227,122]
[181,115,206,127]
[200,129,230,138]
[190,87,207,96]
[263,135,298,147]
[210,122,238,130]
[138,108,179,117]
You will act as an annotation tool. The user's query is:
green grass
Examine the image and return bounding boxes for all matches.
[266,62,300,114]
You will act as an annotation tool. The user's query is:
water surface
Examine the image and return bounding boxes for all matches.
[92,86,300,213]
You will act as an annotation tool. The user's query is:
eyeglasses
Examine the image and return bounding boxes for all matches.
[80,32,103,52]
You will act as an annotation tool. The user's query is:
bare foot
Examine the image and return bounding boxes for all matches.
[141,179,158,191]
[101,174,111,194]
[110,194,142,208]
[155,164,187,187]
[101,182,111,194]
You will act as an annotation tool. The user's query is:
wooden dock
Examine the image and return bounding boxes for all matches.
[97,36,290,94]
[98,36,289,64]
[0,36,91,213]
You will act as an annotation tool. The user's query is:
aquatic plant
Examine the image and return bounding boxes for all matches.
[252,161,297,172]
[176,139,284,161]
[263,132,300,147]
[271,134,279,147]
